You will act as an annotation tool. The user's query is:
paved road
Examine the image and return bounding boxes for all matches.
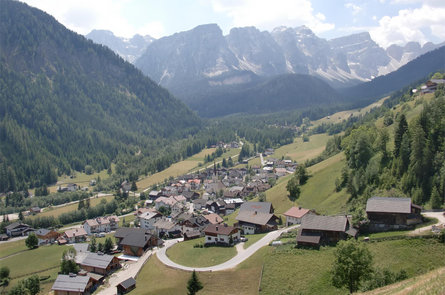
[157,225,298,272]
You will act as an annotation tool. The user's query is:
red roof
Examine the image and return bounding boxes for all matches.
[283,207,310,218]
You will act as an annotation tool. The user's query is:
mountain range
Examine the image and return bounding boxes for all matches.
[86,29,154,63]
[88,24,443,91]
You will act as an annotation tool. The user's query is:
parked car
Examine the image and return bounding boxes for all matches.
[240,236,248,242]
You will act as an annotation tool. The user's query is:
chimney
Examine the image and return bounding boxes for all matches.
[299,206,301,210]
[224,223,227,227]
[216,226,218,231]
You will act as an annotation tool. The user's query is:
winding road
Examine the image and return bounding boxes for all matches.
[157,225,298,272]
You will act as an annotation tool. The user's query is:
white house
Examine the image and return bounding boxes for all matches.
[283,206,312,226]
[83,216,119,235]
[204,223,240,246]
[138,211,163,231]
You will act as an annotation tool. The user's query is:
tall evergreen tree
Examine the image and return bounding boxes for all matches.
[394,114,408,158]
[187,270,203,295]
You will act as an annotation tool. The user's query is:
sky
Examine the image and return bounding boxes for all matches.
[20,0,445,48]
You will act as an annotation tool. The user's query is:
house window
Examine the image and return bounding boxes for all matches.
[207,237,211,240]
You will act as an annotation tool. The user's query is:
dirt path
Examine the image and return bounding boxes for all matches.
[157,225,298,272]
[410,211,445,235]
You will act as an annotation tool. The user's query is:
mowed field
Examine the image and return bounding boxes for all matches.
[312,96,388,127]
[0,241,74,294]
[133,246,271,295]
[166,237,237,268]
[33,194,115,219]
[270,133,332,163]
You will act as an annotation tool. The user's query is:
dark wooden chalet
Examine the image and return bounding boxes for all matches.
[366,197,422,232]
[296,215,357,247]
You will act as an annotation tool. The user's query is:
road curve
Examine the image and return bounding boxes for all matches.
[157,225,298,272]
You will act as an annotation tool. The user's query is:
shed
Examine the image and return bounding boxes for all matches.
[117,277,136,295]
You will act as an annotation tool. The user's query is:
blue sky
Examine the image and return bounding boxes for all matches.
[21,0,445,48]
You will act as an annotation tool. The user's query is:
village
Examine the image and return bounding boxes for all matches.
[2,142,444,295]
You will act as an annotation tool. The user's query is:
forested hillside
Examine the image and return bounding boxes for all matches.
[188,74,343,118]
[0,0,201,191]
[336,81,445,218]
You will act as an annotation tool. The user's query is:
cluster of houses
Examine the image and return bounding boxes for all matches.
[413,78,445,95]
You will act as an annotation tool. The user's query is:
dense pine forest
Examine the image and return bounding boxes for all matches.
[333,81,445,221]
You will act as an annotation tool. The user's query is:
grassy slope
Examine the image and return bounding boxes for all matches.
[134,246,271,295]
[263,152,348,215]
[1,244,73,294]
[360,266,445,295]
[34,194,115,219]
[271,133,331,163]
[0,239,28,258]
[166,237,237,268]
[312,96,388,127]
[260,238,445,295]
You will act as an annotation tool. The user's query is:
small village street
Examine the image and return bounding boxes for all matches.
[156,225,298,272]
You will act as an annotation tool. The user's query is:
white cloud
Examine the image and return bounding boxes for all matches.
[345,3,362,15]
[20,0,164,38]
[210,0,334,34]
[370,3,445,48]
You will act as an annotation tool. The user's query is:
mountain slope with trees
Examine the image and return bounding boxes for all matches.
[0,0,201,191]
[187,73,343,118]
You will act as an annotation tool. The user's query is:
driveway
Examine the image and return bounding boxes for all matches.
[157,225,298,272]
[410,211,445,235]
[95,247,159,295]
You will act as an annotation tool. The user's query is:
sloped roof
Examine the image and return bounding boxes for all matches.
[236,211,276,226]
[300,214,348,232]
[366,197,412,214]
[52,275,91,292]
[64,228,87,238]
[84,219,99,227]
[204,223,237,236]
[35,228,52,236]
[118,277,136,290]
[283,207,310,218]
[81,253,115,269]
[153,219,176,230]
[5,222,29,230]
[203,213,223,224]
[239,202,273,214]
[115,228,151,248]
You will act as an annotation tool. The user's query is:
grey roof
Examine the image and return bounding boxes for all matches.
[236,211,276,226]
[239,202,273,214]
[366,197,412,214]
[153,219,176,230]
[118,277,136,289]
[52,275,91,292]
[115,228,152,248]
[300,215,348,232]
[35,228,51,236]
[5,222,29,230]
[81,253,115,269]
